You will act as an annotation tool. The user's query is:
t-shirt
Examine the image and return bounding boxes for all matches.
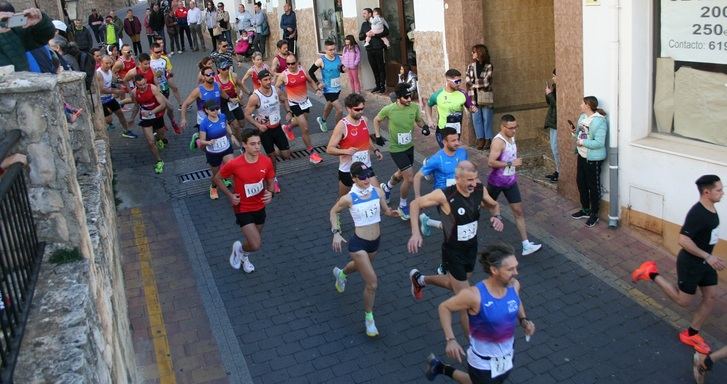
[428,88,472,132]
[678,202,720,259]
[420,148,469,190]
[376,102,420,153]
[219,154,275,213]
[200,114,230,153]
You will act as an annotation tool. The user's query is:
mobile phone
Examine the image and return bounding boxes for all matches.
[567,119,575,127]
[0,14,27,28]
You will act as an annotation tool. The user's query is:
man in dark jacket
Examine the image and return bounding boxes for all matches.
[0,3,55,72]
[149,3,166,48]
[358,7,389,93]
[110,10,123,39]
[88,8,104,43]
[279,2,296,53]
[70,19,93,52]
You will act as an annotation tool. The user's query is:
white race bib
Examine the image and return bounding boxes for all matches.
[207,136,230,153]
[330,77,341,88]
[446,178,456,187]
[227,100,239,111]
[269,111,281,125]
[710,226,720,245]
[141,109,155,120]
[503,164,516,176]
[490,353,514,378]
[352,150,370,165]
[456,221,478,241]
[244,179,264,197]
[397,132,412,145]
[445,121,461,134]
[298,98,312,109]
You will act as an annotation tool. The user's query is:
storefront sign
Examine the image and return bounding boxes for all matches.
[661,0,727,65]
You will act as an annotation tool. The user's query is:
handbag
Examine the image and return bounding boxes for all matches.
[476,89,494,106]
[213,25,222,36]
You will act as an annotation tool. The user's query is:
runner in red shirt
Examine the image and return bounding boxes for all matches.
[214,128,275,273]
[128,74,168,174]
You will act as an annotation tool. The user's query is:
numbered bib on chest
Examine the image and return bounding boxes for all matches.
[244,179,264,197]
[352,150,371,165]
[445,112,463,133]
[457,221,478,241]
[503,165,516,176]
[397,132,412,145]
[141,109,155,120]
[297,98,312,109]
[446,178,456,187]
[227,100,239,111]
[330,77,341,88]
[207,136,230,152]
[268,111,281,125]
[490,353,514,378]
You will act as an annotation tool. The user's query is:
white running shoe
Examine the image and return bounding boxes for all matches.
[242,255,255,273]
[229,241,242,269]
[333,267,346,293]
[365,318,379,337]
[522,241,542,256]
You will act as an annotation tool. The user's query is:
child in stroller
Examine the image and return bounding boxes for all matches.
[235,29,255,62]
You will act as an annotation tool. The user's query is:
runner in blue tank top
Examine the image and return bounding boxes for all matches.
[309,39,345,132]
[180,66,234,148]
[426,243,535,383]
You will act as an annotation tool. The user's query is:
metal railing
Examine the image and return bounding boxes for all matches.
[0,130,44,383]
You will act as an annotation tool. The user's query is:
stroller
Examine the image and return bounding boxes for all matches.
[235,29,255,61]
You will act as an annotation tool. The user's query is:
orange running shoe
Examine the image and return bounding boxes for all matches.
[282,124,296,141]
[309,152,323,164]
[631,260,658,282]
[209,185,219,200]
[409,269,424,301]
[679,329,711,354]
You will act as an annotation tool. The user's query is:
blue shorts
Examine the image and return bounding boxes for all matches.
[348,234,380,253]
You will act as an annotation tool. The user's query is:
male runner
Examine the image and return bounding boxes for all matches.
[245,69,291,193]
[326,93,382,197]
[427,69,476,148]
[487,114,542,256]
[122,53,155,89]
[112,44,136,108]
[149,42,182,134]
[270,39,289,77]
[632,174,725,354]
[426,243,535,383]
[330,162,398,337]
[408,161,504,335]
[96,55,137,139]
[374,83,428,219]
[152,35,184,111]
[276,52,322,164]
[215,128,275,273]
[128,74,167,174]
[180,66,230,130]
[309,39,344,132]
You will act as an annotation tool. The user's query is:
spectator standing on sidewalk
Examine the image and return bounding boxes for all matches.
[358,7,388,94]
[175,1,193,52]
[88,8,103,43]
[251,2,269,57]
[341,35,361,93]
[465,44,494,151]
[149,3,166,48]
[216,2,232,45]
[70,19,93,53]
[203,2,218,50]
[165,9,181,54]
[544,68,559,182]
[123,9,142,56]
[110,10,123,43]
[143,8,154,47]
[103,15,121,51]
[235,3,252,40]
[187,1,204,51]
[279,2,296,53]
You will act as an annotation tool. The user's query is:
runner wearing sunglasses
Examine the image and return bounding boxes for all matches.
[427,69,477,148]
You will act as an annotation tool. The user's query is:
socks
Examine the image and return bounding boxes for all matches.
[417,274,426,287]
[522,240,530,247]
[648,272,659,280]
[387,180,394,189]
[688,327,699,336]
[428,218,443,229]
[399,199,407,208]
[365,311,373,321]
[443,365,455,377]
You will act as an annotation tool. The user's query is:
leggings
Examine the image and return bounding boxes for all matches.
[576,155,602,216]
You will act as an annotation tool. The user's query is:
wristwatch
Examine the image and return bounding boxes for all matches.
[331,228,341,234]
[492,214,502,221]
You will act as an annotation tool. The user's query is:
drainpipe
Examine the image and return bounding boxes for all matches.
[607,0,620,228]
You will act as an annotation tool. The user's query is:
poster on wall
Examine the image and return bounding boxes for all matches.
[660,0,727,65]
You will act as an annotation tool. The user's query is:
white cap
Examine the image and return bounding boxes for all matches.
[52,20,67,32]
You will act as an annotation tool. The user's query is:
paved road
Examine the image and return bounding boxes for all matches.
[112,4,725,382]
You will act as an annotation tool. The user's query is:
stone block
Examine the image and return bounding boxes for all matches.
[27,188,64,214]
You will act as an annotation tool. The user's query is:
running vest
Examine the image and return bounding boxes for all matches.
[97,68,114,103]
[338,118,371,172]
[215,73,240,111]
[118,57,136,81]
[136,65,155,86]
[349,186,381,227]
[254,87,281,128]
[440,183,484,250]
[467,282,520,372]
[135,85,164,119]
[321,54,342,93]
[284,67,309,104]
[273,54,286,74]
[250,63,269,90]
[196,83,222,123]
[487,133,517,188]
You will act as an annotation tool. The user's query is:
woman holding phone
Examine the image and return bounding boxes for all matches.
[465,44,494,151]
[570,96,608,228]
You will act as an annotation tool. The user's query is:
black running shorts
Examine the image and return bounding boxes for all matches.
[677,251,718,295]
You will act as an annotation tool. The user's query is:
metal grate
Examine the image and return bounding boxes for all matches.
[275,145,327,162]
[177,169,212,183]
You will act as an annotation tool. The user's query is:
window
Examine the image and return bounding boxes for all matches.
[653,1,727,147]
[314,0,343,52]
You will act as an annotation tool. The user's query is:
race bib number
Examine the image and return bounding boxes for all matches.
[244,179,264,198]
[397,132,412,145]
[445,122,461,134]
[352,150,370,165]
[490,353,514,378]
[269,111,281,125]
[446,178,456,187]
[503,164,516,176]
[227,101,239,111]
[456,221,477,241]
[330,77,341,88]
[445,112,463,133]
[710,226,720,245]
[207,136,230,152]
[298,98,312,109]
[140,109,155,120]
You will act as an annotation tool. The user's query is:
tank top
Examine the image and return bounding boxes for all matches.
[254,87,281,128]
[215,73,238,98]
[119,57,136,80]
[467,282,520,371]
[135,85,164,119]
[250,63,269,90]
[97,68,114,103]
[349,186,381,227]
[321,54,342,93]
[440,183,484,249]
[273,54,286,74]
[283,67,309,104]
[136,65,155,86]
[487,133,518,188]
[196,83,222,121]
[337,118,371,172]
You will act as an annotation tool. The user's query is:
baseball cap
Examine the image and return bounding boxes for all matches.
[395,83,412,99]
[204,99,221,110]
[350,162,373,179]
[52,20,67,32]
[257,69,271,79]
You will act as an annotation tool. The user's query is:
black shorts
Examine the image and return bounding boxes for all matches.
[487,182,522,204]
[224,105,245,122]
[290,103,310,117]
[235,208,266,227]
[261,126,291,154]
[677,251,719,295]
[102,99,121,117]
[348,233,380,253]
[467,362,511,384]
[390,147,415,171]
[139,116,165,130]
[324,92,340,102]
[205,146,234,167]
[442,244,477,281]
[338,168,376,188]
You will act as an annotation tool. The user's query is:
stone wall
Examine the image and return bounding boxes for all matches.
[295,7,318,70]
[0,71,137,383]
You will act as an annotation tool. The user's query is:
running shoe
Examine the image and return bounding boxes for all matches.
[172,121,182,135]
[692,352,707,384]
[154,161,164,174]
[333,267,346,293]
[585,215,599,227]
[188,132,199,151]
[420,213,432,237]
[571,209,589,219]
[631,260,658,282]
[273,178,281,193]
[397,205,410,221]
[522,241,542,256]
[209,185,219,200]
[229,241,242,270]
[156,139,165,150]
[365,318,379,337]
[121,130,138,139]
[679,329,711,354]
[282,123,296,141]
[242,254,255,273]
[380,182,391,204]
[316,117,328,132]
[309,152,323,164]
[409,269,424,301]
[425,353,443,381]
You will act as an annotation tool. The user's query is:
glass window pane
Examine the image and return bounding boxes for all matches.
[314,0,343,52]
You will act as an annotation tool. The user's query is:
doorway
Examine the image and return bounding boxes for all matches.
[380,0,416,87]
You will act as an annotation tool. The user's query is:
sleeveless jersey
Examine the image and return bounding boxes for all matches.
[321,54,342,93]
[487,133,518,188]
[337,118,371,172]
[118,56,136,81]
[283,67,309,104]
[136,66,155,86]
[250,63,269,90]
[349,186,381,227]
[467,282,520,371]
[215,73,238,98]
[196,83,222,122]
[254,87,282,128]
[273,54,286,74]
[97,68,114,103]
[440,183,484,250]
[135,85,164,119]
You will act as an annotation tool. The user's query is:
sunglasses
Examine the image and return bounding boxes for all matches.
[219,67,229,71]
[207,106,220,111]
[352,107,365,112]
[449,79,462,85]
[204,72,215,76]
[221,44,228,48]
[286,61,296,65]
[153,50,162,54]
[354,169,374,180]
[399,95,412,100]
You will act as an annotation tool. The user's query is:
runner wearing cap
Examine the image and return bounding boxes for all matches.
[214,60,245,141]
[199,99,240,199]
